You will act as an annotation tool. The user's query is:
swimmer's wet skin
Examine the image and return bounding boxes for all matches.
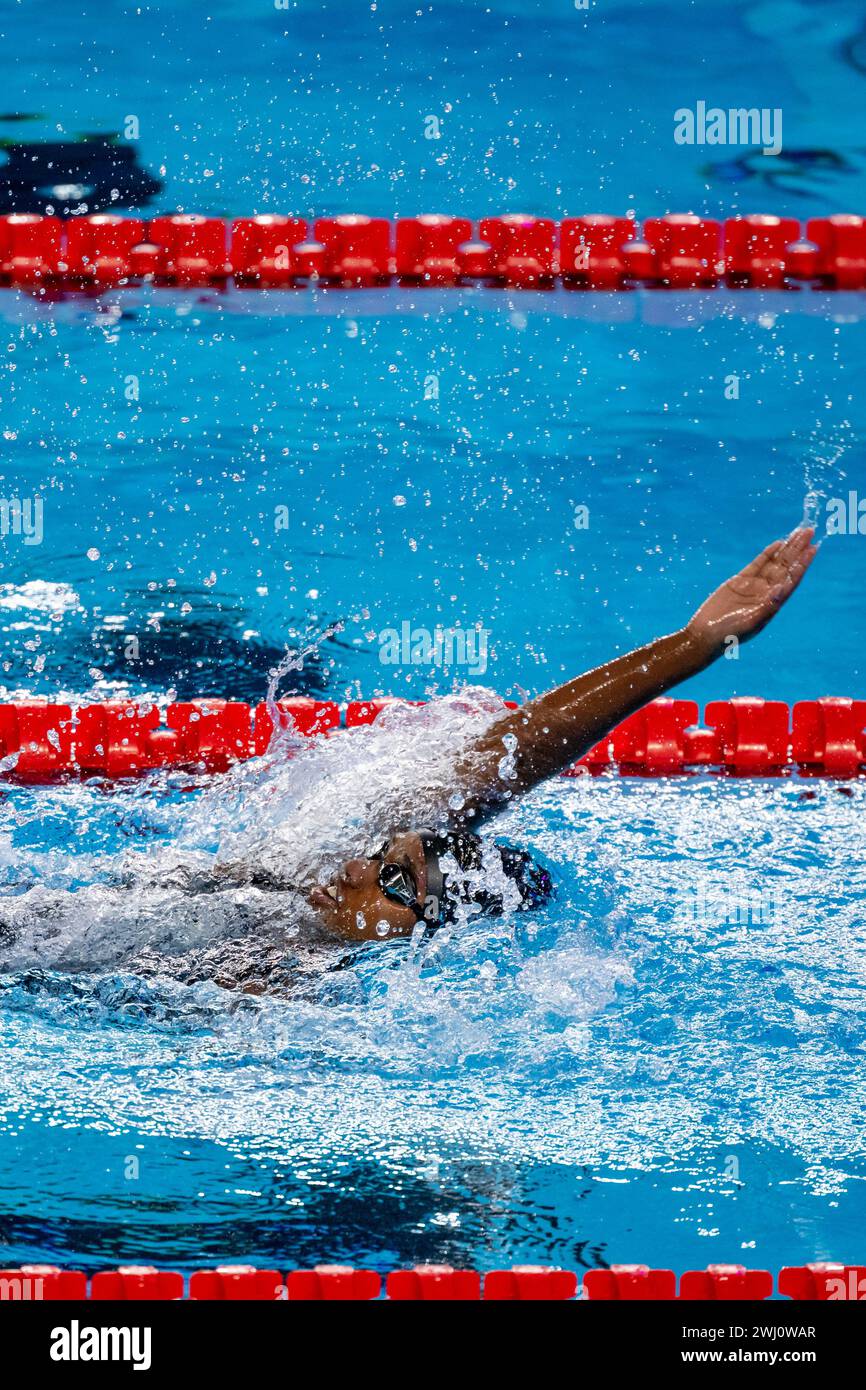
[311,528,817,941]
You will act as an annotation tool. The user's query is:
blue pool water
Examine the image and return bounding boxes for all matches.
[1,0,866,1277]
[1,767,865,1273]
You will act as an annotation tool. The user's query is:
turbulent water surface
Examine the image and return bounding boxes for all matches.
[1,725,865,1270]
[2,0,866,1273]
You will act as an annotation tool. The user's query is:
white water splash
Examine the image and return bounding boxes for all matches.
[0,683,514,975]
[801,419,852,530]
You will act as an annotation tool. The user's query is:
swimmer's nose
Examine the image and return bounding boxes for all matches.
[340,858,374,888]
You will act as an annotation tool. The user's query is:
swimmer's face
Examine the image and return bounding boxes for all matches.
[308,831,428,940]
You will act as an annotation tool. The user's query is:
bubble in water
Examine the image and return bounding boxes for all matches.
[498,731,518,782]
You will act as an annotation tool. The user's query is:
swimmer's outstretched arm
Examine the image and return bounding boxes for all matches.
[454,528,817,822]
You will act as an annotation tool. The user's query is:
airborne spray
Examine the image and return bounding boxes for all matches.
[801,420,852,537]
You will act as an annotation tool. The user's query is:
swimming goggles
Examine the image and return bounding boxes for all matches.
[374,832,448,926]
[378,856,422,911]
[376,853,426,920]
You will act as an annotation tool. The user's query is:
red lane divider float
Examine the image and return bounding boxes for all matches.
[90,1267,186,1301]
[189,1267,287,1302]
[484,1267,579,1300]
[778,1263,866,1301]
[284,1266,382,1301]
[1,212,866,291]
[1,1262,863,1300]
[386,1266,482,1301]
[583,1265,678,1300]
[0,696,864,782]
[678,1266,775,1301]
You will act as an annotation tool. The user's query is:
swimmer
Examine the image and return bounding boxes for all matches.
[309,527,817,941]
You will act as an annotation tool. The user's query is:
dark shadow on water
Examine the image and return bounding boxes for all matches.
[0,587,359,701]
[0,1158,603,1273]
[0,135,162,216]
[89,612,334,702]
[700,147,859,197]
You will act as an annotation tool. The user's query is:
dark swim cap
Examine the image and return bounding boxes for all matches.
[418,829,553,928]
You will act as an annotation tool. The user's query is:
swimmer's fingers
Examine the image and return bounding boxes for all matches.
[771,526,816,576]
[735,528,816,596]
[759,527,817,603]
[741,538,786,578]
[744,527,814,584]
[688,526,817,649]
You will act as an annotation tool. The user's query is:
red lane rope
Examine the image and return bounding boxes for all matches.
[0,696,863,780]
[0,1261,861,1300]
[1,212,865,290]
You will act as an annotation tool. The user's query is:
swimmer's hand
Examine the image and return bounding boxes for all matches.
[686,527,817,655]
